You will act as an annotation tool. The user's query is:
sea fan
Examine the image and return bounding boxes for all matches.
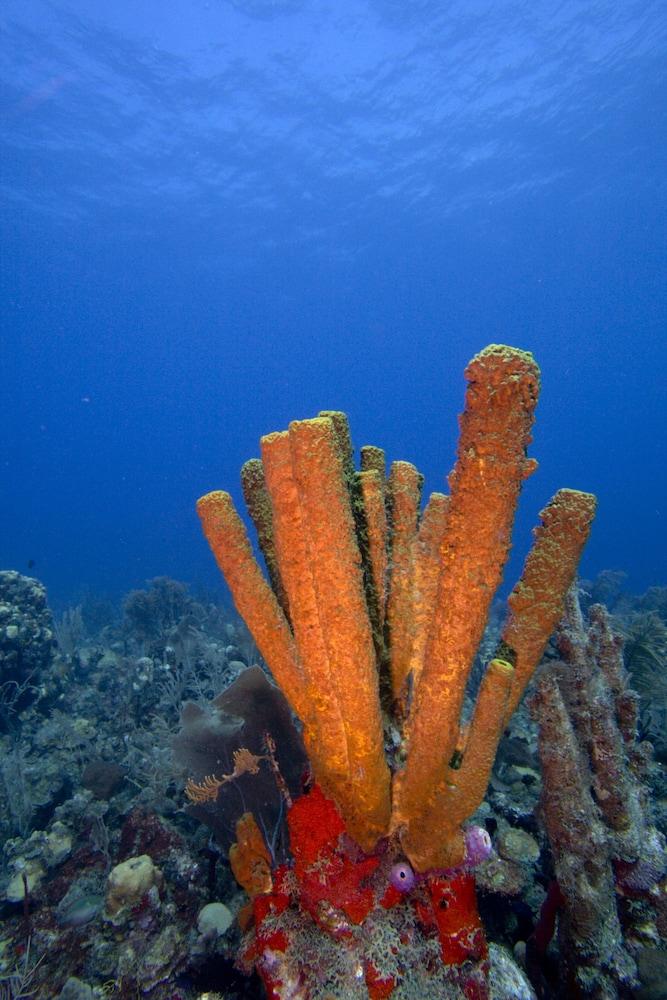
[622,612,667,748]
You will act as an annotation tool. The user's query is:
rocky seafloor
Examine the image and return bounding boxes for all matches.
[0,569,665,999]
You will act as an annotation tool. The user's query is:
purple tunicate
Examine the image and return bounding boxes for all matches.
[389,861,417,893]
[464,825,493,868]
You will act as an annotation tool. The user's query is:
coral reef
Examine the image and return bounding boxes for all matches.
[0,577,262,998]
[3,349,665,998]
[123,576,201,644]
[195,344,596,997]
[0,566,663,997]
[0,570,56,725]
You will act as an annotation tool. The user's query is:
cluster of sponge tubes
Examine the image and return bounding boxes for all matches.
[196,344,596,873]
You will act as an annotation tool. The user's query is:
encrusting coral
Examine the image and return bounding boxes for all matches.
[195,344,597,997]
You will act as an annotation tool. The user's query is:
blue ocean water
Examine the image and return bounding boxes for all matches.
[1,0,665,608]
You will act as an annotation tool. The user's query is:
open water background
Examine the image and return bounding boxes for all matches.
[1,0,666,605]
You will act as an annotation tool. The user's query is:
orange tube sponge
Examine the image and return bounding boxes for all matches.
[385,461,423,707]
[318,410,355,483]
[401,658,515,870]
[360,445,386,480]
[240,458,290,618]
[402,492,450,712]
[453,658,515,817]
[357,467,389,639]
[196,491,310,730]
[260,430,350,795]
[197,344,597,875]
[288,417,391,849]
[502,487,597,723]
[393,345,540,838]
